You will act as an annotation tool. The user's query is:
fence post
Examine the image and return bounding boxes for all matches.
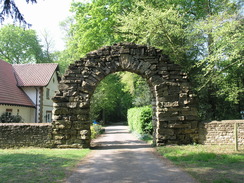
[234,122,238,151]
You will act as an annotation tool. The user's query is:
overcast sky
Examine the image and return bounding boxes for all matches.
[15,0,73,51]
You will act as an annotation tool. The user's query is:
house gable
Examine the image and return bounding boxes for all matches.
[0,59,35,107]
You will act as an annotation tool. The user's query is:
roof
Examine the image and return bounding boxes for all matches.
[12,63,59,86]
[0,60,35,107]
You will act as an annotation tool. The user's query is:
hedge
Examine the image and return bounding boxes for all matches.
[127,106,153,135]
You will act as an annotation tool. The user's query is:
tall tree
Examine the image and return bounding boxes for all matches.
[117,1,187,65]
[0,24,45,64]
[117,0,243,120]
[65,0,134,60]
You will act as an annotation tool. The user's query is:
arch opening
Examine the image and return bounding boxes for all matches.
[89,71,153,124]
[52,43,199,148]
[89,71,155,143]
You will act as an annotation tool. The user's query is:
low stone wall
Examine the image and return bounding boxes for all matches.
[0,123,52,148]
[1,120,244,148]
[199,120,244,145]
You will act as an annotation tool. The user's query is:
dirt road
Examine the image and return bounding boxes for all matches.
[66,124,198,183]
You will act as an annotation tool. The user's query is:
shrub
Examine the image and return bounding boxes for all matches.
[0,112,23,123]
[91,124,104,139]
[127,106,153,135]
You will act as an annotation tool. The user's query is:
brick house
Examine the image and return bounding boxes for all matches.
[0,59,60,123]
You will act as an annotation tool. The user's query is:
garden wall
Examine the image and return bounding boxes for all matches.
[0,123,52,148]
[1,120,244,148]
[199,120,244,145]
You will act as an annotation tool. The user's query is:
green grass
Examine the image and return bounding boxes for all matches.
[0,148,90,183]
[157,145,244,183]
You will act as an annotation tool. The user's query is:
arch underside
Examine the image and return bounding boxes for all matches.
[52,43,199,148]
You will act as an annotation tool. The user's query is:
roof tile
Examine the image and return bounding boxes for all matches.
[0,59,35,107]
[13,63,58,86]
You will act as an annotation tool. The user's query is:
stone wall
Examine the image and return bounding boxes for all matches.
[0,123,52,148]
[199,120,244,145]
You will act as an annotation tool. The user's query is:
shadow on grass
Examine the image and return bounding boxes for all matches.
[0,150,89,183]
[158,150,244,183]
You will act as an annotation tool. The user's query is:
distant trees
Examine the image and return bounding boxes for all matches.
[0,24,47,64]
[90,72,152,123]
[90,73,132,123]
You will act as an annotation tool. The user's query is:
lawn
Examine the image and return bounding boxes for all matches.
[157,145,244,183]
[0,148,90,183]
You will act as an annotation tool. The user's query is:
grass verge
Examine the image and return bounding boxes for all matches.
[157,145,244,183]
[0,148,90,183]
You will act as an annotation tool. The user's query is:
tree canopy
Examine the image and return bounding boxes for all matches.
[63,0,243,121]
[0,24,47,64]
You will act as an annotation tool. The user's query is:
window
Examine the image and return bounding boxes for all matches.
[6,109,12,115]
[46,111,52,122]
[46,88,50,99]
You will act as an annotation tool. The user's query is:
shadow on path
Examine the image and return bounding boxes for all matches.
[66,125,198,183]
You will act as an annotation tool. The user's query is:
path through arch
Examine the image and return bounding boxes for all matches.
[52,43,198,148]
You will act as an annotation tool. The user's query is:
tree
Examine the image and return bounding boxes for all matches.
[0,24,46,64]
[191,12,244,120]
[117,0,243,120]
[65,0,134,60]
[0,0,37,27]
[120,72,152,107]
[65,0,243,121]
[40,30,55,63]
[117,1,187,65]
[90,73,132,123]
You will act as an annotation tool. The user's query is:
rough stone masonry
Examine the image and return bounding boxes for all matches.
[52,43,199,148]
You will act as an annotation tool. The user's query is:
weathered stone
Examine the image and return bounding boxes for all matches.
[51,43,199,148]
[0,123,52,148]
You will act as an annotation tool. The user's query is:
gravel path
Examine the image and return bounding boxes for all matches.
[66,124,198,183]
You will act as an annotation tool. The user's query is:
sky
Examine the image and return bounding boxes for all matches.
[14,0,74,51]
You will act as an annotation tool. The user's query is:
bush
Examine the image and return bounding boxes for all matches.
[127,106,153,135]
[0,112,23,123]
[91,124,104,139]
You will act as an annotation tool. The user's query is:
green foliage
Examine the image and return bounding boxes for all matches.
[0,112,23,123]
[0,24,47,64]
[117,1,187,64]
[0,148,90,183]
[90,73,132,123]
[91,124,104,139]
[52,50,74,74]
[117,0,244,120]
[120,72,152,107]
[90,72,152,123]
[192,13,243,102]
[63,0,243,121]
[65,0,134,60]
[127,106,153,135]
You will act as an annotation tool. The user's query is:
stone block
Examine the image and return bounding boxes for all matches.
[158,128,175,135]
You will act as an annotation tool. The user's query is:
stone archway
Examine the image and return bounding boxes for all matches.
[52,43,199,148]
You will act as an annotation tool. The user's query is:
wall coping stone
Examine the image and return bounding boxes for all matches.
[0,123,52,126]
[201,120,244,124]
